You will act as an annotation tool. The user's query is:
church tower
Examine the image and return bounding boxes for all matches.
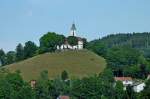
[70,23,77,36]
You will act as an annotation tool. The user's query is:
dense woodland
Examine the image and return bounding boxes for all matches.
[1,32,150,98]
[87,32,150,58]
[87,32,150,78]
[0,68,150,99]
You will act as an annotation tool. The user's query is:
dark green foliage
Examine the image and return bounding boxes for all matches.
[39,32,65,53]
[71,69,114,99]
[52,78,70,98]
[6,51,16,65]
[115,81,124,99]
[86,41,107,57]
[99,68,114,82]
[71,76,102,99]
[0,49,7,66]
[61,70,69,81]
[0,69,148,99]
[139,80,150,99]
[0,71,35,99]
[18,84,35,99]
[24,41,38,59]
[87,32,150,58]
[125,85,135,99]
[82,38,87,48]
[106,46,143,76]
[16,43,24,61]
[67,36,78,46]
[35,77,52,99]
[35,70,70,99]
[87,33,150,78]
[106,46,141,68]
[124,65,141,78]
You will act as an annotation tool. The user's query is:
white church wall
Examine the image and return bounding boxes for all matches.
[78,41,83,50]
[57,46,60,50]
[73,45,78,49]
[70,30,76,36]
[56,23,84,51]
[78,44,83,50]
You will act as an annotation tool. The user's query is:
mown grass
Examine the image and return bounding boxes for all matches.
[4,50,106,81]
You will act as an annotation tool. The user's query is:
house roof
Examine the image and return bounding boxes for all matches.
[115,77,132,81]
[77,37,83,41]
[58,96,70,99]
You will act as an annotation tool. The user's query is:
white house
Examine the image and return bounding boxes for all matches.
[133,82,145,93]
[115,77,133,85]
[57,95,70,99]
[57,23,84,50]
[114,77,133,90]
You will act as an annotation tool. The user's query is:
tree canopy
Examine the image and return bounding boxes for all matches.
[39,32,65,53]
[67,36,78,46]
[24,41,38,59]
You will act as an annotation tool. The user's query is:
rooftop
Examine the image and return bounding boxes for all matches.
[115,77,132,81]
[58,96,70,99]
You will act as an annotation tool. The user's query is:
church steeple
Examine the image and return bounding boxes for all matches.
[70,23,77,36]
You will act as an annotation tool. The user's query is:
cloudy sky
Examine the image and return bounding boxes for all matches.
[0,0,150,52]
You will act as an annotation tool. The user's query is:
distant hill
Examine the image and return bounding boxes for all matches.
[87,32,150,58]
[4,50,106,81]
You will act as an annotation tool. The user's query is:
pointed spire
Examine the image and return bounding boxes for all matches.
[70,22,77,36]
[71,23,76,31]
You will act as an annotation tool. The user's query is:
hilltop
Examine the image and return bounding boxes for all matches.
[4,50,106,81]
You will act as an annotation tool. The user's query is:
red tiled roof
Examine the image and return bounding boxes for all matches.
[59,96,70,99]
[114,77,132,81]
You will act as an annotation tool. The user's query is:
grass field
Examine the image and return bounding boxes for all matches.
[4,50,106,81]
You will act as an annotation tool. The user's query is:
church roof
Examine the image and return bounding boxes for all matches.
[77,37,83,41]
[71,23,76,30]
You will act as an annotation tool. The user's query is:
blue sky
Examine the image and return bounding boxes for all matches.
[0,0,150,52]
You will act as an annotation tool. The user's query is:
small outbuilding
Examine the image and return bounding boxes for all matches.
[30,80,36,89]
[57,95,70,99]
[133,82,145,93]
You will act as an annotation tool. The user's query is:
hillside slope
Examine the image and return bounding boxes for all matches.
[4,50,106,81]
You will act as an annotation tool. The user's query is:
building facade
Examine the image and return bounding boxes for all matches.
[57,23,84,50]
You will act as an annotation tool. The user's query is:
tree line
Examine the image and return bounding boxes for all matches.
[0,69,150,99]
[87,32,150,58]
[0,32,87,66]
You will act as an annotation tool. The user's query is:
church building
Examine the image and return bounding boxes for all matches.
[57,23,84,50]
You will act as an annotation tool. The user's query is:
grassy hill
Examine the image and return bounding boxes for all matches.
[4,50,106,81]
